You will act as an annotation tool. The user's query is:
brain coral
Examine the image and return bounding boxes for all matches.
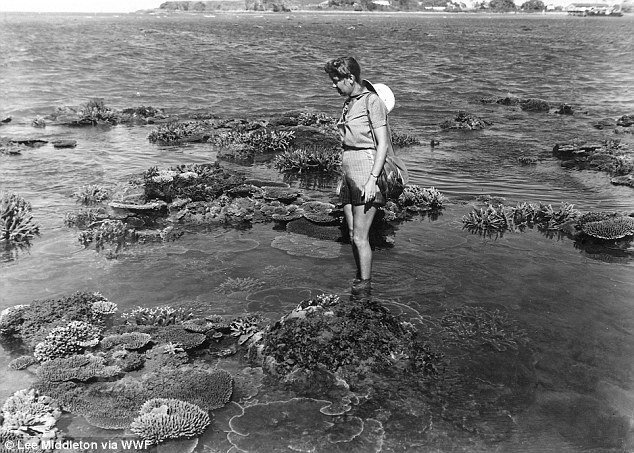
[130,398,210,445]
[581,216,634,240]
[141,367,233,411]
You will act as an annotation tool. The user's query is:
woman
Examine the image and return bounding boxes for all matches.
[324,56,392,294]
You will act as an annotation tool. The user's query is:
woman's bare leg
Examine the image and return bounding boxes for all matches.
[351,204,377,280]
[343,204,361,279]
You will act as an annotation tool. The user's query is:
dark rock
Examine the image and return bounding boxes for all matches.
[1,116,12,123]
[519,98,550,112]
[593,118,617,130]
[10,139,48,147]
[611,175,634,188]
[52,139,77,148]
[555,104,574,115]
[440,111,491,130]
[616,115,633,127]
[496,97,521,106]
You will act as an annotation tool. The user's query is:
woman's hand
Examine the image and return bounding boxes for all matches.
[362,177,378,203]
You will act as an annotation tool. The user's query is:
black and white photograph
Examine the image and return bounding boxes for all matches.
[1,0,633,451]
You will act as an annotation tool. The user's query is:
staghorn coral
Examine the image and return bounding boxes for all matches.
[439,305,528,352]
[122,305,194,326]
[63,207,103,228]
[1,389,62,442]
[462,201,579,233]
[72,185,110,205]
[398,185,445,212]
[77,98,119,125]
[230,314,267,345]
[391,130,421,147]
[244,129,295,154]
[581,216,634,240]
[34,321,101,362]
[8,355,38,370]
[100,332,151,350]
[0,193,40,244]
[36,354,121,382]
[78,219,136,254]
[273,145,341,173]
[141,367,233,411]
[130,398,210,445]
[148,120,212,144]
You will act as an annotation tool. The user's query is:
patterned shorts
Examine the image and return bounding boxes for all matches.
[339,149,385,206]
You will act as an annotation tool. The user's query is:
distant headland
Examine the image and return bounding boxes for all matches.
[153,0,630,14]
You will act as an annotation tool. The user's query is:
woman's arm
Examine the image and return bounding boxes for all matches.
[362,124,389,203]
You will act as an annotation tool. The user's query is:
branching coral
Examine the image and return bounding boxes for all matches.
[34,321,101,362]
[230,314,267,345]
[218,277,264,294]
[77,98,119,125]
[63,207,103,228]
[1,389,61,442]
[0,193,40,244]
[462,201,579,233]
[37,354,121,382]
[273,145,341,173]
[439,305,528,352]
[78,219,136,253]
[91,298,118,317]
[72,185,110,205]
[398,185,445,211]
[122,306,194,326]
[148,120,212,144]
[149,326,206,350]
[141,367,233,411]
[130,398,210,445]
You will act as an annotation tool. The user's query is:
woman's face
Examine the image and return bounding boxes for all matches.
[331,75,354,97]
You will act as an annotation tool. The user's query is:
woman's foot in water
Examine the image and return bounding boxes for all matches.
[351,277,372,294]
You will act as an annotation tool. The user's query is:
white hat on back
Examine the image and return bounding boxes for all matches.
[363,79,395,113]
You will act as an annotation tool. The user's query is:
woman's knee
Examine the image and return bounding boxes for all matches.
[351,230,369,248]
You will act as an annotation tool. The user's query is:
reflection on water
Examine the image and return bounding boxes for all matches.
[0,11,633,452]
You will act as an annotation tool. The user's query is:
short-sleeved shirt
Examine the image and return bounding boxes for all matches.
[338,91,388,152]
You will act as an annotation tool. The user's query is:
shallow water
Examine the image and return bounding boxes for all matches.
[1,11,633,452]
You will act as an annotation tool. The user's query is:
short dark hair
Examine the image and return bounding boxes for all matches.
[324,57,361,84]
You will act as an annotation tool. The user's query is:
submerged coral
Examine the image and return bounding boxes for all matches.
[218,277,264,294]
[130,398,210,445]
[8,355,38,370]
[100,332,152,350]
[141,367,233,410]
[122,306,194,326]
[1,389,62,444]
[37,354,121,382]
[271,233,342,259]
[72,185,110,205]
[581,216,634,240]
[33,321,101,362]
[0,193,40,244]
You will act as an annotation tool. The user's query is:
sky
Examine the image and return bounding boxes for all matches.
[0,1,162,13]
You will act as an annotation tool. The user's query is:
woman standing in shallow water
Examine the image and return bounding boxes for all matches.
[324,57,392,294]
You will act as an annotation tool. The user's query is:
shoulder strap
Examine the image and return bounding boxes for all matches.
[365,92,395,156]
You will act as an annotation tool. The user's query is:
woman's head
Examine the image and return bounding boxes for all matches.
[324,57,361,84]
